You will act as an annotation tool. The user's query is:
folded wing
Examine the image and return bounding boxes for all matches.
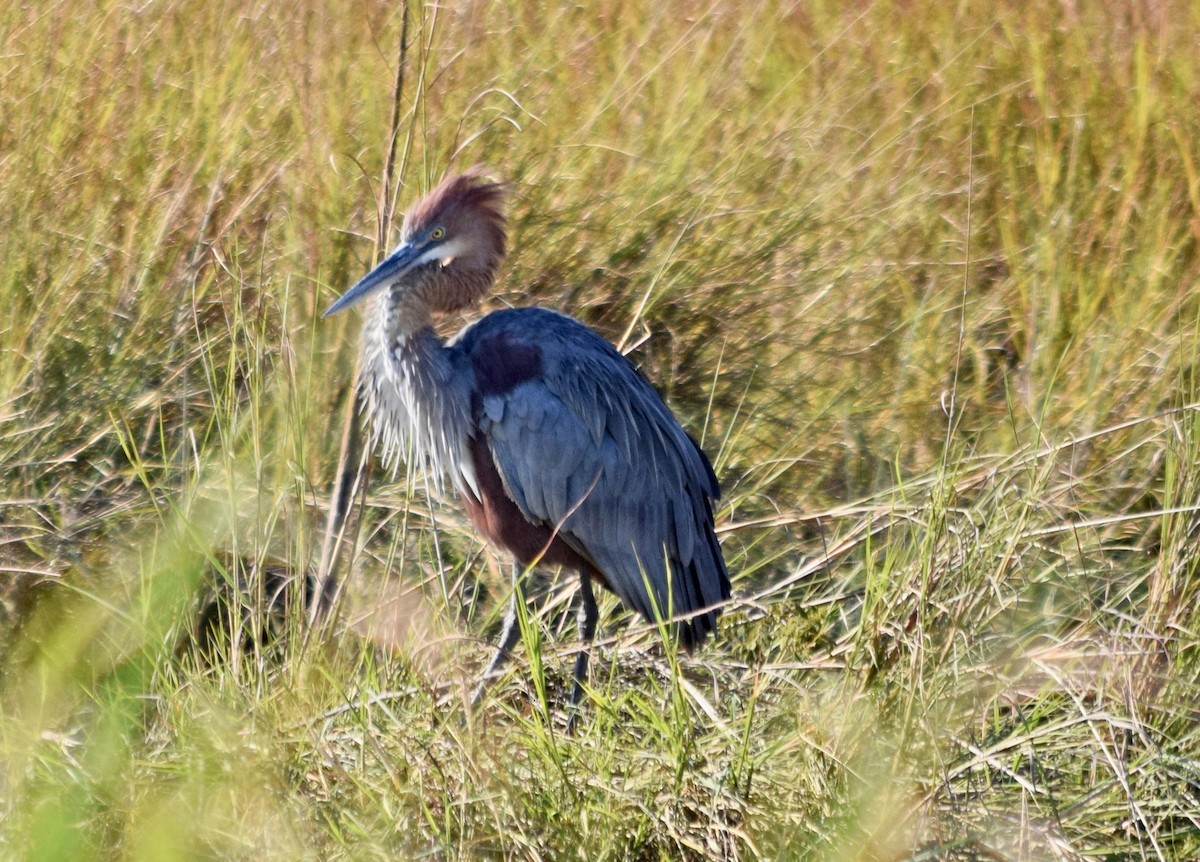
[454,308,730,645]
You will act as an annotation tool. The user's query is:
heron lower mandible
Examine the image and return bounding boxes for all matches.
[324,171,730,721]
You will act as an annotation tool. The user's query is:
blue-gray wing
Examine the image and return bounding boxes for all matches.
[453,308,730,645]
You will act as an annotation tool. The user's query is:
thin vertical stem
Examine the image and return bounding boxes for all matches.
[309,3,410,629]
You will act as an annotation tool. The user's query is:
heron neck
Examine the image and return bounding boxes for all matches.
[383,285,436,338]
[388,268,494,330]
[360,295,471,491]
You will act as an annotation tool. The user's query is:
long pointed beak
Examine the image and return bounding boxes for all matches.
[322,241,423,318]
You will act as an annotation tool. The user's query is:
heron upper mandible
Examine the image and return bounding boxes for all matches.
[324,171,730,719]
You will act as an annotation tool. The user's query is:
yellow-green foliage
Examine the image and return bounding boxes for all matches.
[2,1,1199,859]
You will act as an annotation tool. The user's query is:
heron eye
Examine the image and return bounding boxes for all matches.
[430,226,446,240]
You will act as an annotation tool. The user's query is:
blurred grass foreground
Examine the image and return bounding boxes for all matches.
[3,1,1200,859]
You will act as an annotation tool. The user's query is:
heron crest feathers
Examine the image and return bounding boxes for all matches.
[401,171,507,315]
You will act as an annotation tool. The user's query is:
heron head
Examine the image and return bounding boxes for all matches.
[323,171,507,318]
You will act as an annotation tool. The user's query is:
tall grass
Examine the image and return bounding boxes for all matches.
[2,0,1199,858]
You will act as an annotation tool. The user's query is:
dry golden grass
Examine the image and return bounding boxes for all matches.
[2,1,1199,858]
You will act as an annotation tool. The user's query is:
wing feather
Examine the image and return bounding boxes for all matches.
[454,308,730,644]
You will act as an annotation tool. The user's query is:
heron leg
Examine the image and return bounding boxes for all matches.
[567,569,599,730]
[471,561,525,706]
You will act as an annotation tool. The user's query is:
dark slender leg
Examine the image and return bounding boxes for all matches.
[472,561,525,706]
[567,569,599,732]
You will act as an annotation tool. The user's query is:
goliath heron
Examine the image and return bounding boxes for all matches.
[324,171,730,716]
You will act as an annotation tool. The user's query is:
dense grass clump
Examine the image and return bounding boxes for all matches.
[3,1,1199,859]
